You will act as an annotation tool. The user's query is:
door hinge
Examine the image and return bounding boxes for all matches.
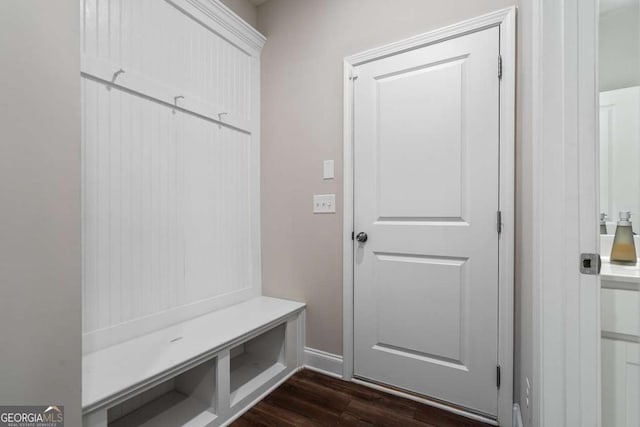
[497,365,501,389]
[351,231,355,241]
[497,211,503,234]
[498,55,503,79]
[349,71,359,81]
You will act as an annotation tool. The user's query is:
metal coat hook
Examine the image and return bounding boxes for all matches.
[172,96,184,115]
[111,69,125,83]
[216,112,228,129]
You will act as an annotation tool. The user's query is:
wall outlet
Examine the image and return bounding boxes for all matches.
[313,194,335,213]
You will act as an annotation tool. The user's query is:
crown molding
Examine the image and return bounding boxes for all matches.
[167,0,266,56]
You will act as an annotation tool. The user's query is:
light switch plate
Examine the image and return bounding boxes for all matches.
[313,194,336,213]
[323,160,334,180]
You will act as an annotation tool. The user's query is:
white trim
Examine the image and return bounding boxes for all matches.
[531,0,601,426]
[351,378,499,426]
[497,8,517,427]
[513,403,524,427]
[303,347,344,379]
[342,59,356,381]
[342,7,516,427]
[345,7,515,66]
[250,54,262,300]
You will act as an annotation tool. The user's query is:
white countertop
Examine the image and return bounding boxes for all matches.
[601,258,640,290]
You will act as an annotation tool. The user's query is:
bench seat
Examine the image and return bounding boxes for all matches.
[83,296,306,417]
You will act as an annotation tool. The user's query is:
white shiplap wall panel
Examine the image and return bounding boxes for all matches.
[81,0,254,125]
[82,78,254,333]
[81,0,264,352]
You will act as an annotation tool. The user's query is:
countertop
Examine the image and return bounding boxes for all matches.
[601,258,640,290]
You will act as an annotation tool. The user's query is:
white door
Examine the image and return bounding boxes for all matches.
[353,27,501,417]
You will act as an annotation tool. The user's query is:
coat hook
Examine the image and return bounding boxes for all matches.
[174,95,184,105]
[111,68,125,83]
[216,113,228,130]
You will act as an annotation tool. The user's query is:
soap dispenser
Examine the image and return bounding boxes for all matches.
[600,213,608,235]
[610,211,637,265]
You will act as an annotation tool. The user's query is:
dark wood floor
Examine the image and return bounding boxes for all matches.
[232,369,491,427]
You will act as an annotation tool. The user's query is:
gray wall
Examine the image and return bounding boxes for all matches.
[599,5,640,92]
[514,1,534,425]
[257,0,533,423]
[221,0,258,28]
[0,1,81,424]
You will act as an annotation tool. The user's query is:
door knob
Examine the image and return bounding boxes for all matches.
[356,232,368,242]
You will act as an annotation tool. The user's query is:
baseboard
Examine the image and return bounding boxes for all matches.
[303,347,343,378]
[513,403,524,427]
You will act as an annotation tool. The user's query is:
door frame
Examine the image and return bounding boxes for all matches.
[342,7,516,426]
[531,0,600,425]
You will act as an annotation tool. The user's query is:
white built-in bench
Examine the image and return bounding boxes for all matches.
[82,297,306,427]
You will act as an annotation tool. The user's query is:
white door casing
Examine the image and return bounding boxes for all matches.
[532,0,600,426]
[343,7,515,426]
[352,27,501,417]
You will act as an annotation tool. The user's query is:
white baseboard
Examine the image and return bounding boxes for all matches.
[513,403,524,427]
[303,347,343,378]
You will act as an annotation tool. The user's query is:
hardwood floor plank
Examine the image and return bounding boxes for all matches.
[248,401,318,427]
[262,386,343,425]
[341,398,425,427]
[279,377,351,412]
[337,411,376,426]
[231,369,493,427]
[413,405,489,427]
[297,370,383,402]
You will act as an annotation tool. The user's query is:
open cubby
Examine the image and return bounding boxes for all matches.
[229,323,287,406]
[108,359,217,427]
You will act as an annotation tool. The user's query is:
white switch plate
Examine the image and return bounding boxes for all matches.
[323,160,334,180]
[313,194,336,213]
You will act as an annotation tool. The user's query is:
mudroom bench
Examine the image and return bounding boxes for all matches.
[82,297,306,427]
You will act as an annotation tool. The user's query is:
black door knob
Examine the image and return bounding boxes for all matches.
[356,232,368,243]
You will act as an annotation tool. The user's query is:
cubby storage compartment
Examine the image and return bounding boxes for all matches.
[108,359,217,427]
[230,323,287,406]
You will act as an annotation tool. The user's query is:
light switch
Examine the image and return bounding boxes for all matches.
[323,160,334,180]
[313,194,336,213]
